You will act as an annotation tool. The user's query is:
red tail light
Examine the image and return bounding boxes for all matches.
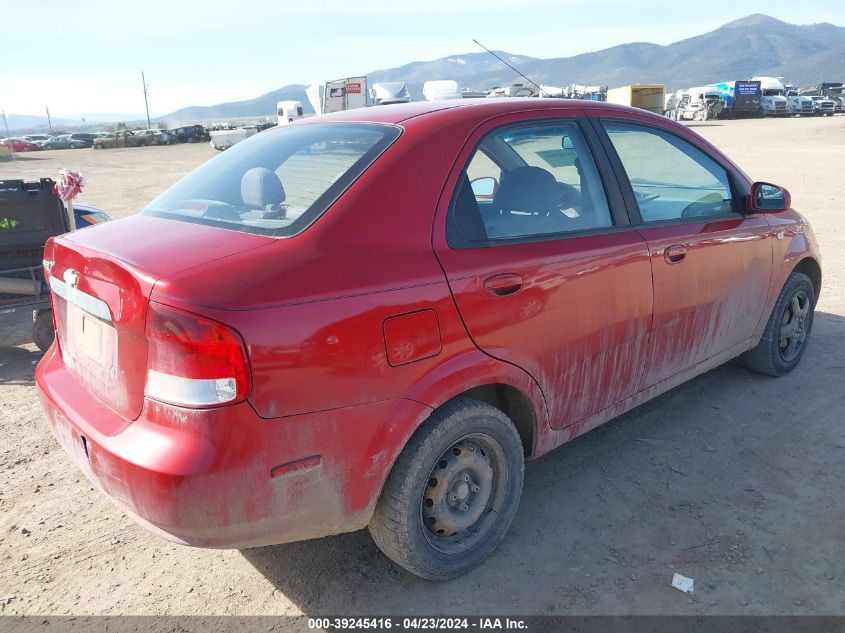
[144,303,250,408]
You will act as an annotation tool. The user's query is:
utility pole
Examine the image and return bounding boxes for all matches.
[142,70,151,129]
[45,105,53,134]
[1,110,15,161]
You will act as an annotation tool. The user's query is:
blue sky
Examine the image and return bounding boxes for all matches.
[1,0,843,118]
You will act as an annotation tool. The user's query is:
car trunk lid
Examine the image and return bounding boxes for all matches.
[47,215,273,427]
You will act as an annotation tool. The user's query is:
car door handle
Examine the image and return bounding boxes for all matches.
[663,244,687,264]
[483,273,524,297]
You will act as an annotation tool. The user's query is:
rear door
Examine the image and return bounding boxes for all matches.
[591,115,772,388]
[433,111,653,429]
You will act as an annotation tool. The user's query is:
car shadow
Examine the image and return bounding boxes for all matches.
[0,345,42,387]
[241,310,845,615]
[1,154,48,162]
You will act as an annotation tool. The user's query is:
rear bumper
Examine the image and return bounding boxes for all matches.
[36,345,430,548]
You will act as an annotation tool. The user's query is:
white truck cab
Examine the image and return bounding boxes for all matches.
[751,77,788,116]
[784,86,814,115]
[277,101,305,125]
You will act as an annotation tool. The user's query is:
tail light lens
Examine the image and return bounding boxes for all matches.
[144,303,250,408]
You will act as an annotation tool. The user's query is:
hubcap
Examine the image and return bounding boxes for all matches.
[778,289,811,363]
[420,435,508,554]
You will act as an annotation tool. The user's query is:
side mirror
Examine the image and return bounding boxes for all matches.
[561,136,574,150]
[470,177,497,198]
[748,182,791,213]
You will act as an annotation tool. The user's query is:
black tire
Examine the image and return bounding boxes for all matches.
[33,310,55,353]
[742,271,815,376]
[369,397,524,580]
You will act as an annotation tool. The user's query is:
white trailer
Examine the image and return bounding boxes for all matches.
[422,80,462,101]
[370,82,411,105]
[323,77,368,114]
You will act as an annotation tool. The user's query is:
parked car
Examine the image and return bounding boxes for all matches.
[37,99,821,580]
[66,133,100,148]
[35,136,87,150]
[22,134,52,144]
[209,126,256,150]
[133,129,170,145]
[1,138,39,152]
[71,203,111,228]
[92,131,143,149]
[170,125,210,143]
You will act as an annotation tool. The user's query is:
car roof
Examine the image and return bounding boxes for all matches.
[307,97,646,125]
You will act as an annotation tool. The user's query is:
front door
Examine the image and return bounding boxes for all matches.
[595,117,773,388]
[434,113,653,429]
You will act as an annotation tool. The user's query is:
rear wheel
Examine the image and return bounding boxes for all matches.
[33,310,55,353]
[743,271,815,376]
[369,397,524,580]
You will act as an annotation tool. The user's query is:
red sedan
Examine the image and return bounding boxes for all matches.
[1,137,39,152]
[37,99,821,580]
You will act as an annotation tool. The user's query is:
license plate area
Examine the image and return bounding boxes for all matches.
[67,302,111,365]
[62,301,118,380]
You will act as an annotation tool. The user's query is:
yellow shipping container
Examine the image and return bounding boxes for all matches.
[606,84,666,114]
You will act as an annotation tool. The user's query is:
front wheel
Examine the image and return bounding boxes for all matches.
[369,397,524,580]
[742,271,815,376]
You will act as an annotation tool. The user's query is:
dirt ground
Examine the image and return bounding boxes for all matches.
[1,116,843,617]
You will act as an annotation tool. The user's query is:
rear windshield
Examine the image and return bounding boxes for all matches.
[142,123,400,237]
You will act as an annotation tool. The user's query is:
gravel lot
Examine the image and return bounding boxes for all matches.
[1,116,843,616]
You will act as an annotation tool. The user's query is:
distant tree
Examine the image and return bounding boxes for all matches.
[156,121,168,130]
[116,121,127,130]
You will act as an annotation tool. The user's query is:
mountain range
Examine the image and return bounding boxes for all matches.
[161,14,845,123]
[7,14,845,131]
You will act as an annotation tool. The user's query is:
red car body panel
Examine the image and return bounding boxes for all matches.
[36,99,822,548]
[1,138,39,152]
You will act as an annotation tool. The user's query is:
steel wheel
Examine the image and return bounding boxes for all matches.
[778,288,811,363]
[369,397,524,580]
[420,434,508,554]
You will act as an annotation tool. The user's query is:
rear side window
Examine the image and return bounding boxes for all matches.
[447,121,612,248]
[143,123,400,237]
[602,121,735,222]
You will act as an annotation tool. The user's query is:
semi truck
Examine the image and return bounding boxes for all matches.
[276,101,305,125]
[750,77,788,116]
[710,80,762,118]
[801,83,844,112]
[668,87,725,121]
[605,84,665,115]
[784,85,815,116]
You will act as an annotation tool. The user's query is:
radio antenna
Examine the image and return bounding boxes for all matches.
[473,39,543,93]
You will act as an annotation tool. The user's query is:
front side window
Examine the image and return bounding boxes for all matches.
[143,123,400,237]
[447,121,613,247]
[602,121,735,222]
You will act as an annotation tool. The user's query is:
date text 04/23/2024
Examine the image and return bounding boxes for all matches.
[307,617,528,630]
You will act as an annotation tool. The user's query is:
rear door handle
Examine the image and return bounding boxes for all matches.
[483,273,523,297]
[663,244,687,264]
